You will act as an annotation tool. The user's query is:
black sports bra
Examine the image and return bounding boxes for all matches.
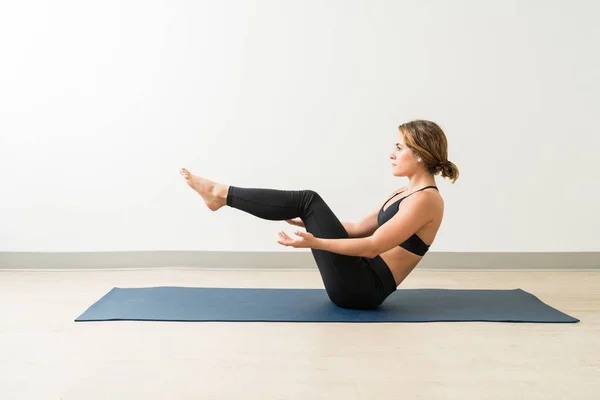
[377,186,439,256]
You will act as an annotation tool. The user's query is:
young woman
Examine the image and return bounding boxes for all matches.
[180,120,459,310]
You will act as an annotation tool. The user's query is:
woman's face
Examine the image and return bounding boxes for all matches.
[389,133,419,177]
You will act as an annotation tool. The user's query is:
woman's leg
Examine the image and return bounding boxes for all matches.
[179,168,396,308]
[227,186,391,307]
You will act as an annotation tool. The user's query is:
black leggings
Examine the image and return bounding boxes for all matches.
[226,186,398,309]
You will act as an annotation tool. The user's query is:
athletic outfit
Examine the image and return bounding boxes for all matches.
[377,185,439,257]
[226,185,438,309]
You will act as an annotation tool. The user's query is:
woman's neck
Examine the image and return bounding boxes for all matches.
[406,171,436,192]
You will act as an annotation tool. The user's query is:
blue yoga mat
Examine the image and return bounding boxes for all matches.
[74,287,579,323]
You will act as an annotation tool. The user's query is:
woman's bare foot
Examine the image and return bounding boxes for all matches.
[179,168,228,211]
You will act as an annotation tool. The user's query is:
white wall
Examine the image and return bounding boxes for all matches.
[1,0,599,253]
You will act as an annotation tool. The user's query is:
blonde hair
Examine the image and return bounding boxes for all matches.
[399,120,459,183]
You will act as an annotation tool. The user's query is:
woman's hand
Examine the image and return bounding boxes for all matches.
[285,218,305,227]
[277,230,317,249]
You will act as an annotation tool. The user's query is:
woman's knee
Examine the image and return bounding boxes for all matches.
[302,189,321,201]
[298,190,324,210]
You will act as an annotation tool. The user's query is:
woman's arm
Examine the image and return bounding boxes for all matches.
[313,237,374,258]
[341,205,381,239]
[341,222,357,238]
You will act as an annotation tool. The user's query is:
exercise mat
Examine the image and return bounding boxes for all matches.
[74,286,579,323]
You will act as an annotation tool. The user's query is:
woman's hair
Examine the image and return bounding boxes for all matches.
[399,120,459,183]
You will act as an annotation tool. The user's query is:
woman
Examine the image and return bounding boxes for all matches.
[180,120,459,310]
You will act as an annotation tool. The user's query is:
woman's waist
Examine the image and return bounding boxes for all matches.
[379,249,421,286]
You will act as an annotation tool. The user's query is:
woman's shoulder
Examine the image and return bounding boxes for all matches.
[401,185,444,209]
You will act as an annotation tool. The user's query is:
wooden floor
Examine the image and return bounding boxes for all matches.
[0,268,598,400]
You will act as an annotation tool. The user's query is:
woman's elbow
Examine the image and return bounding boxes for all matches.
[363,239,380,258]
